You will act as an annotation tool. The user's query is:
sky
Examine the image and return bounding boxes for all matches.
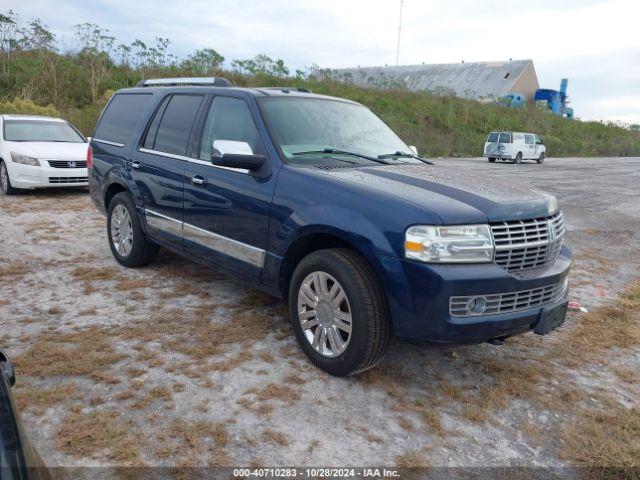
[3,0,640,124]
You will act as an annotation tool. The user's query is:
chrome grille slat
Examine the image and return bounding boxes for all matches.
[47,160,87,169]
[490,211,565,272]
[48,176,88,184]
[449,280,568,317]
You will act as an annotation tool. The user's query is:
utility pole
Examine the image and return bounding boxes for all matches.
[395,0,404,65]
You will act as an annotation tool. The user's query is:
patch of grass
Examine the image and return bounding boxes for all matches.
[55,410,139,463]
[167,419,230,465]
[13,329,124,377]
[0,261,32,278]
[15,382,77,411]
[262,429,290,446]
[70,266,121,281]
[560,404,640,478]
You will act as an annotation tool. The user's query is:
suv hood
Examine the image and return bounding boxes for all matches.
[321,164,558,223]
[6,141,87,160]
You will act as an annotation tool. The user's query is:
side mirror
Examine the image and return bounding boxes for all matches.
[212,140,266,171]
[0,350,16,387]
[409,145,418,155]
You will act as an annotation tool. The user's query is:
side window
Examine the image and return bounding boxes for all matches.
[152,94,205,156]
[199,96,264,161]
[143,96,171,150]
[94,93,153,145]
[498,132,511,143]
[525,134,534,145]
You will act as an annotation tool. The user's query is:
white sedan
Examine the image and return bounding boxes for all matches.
[0,115,89,195]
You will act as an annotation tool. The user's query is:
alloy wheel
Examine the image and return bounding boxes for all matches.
[297,271,353,358]
[110,204,134,257]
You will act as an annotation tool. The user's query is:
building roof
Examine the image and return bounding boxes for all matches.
[330,60,537,100]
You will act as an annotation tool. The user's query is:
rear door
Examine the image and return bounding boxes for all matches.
[485,132,499,156]
[133,93,206,248]
[183,94,276,280]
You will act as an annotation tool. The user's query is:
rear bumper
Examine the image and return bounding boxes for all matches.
[484,153,513,160]
[376,245,572,344]
[8,163,88,189]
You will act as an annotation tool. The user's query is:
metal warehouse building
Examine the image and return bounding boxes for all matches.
[331,59,540,102]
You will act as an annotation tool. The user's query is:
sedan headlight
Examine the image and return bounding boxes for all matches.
[10,152,40,166]
[405,225,494,263]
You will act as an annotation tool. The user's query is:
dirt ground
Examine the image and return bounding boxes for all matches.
[0,157,638,475]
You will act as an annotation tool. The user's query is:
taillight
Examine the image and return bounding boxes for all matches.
[87,146,93,169]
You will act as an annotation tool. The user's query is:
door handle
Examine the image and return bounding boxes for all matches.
[192,175,205,186]
[131,160,141,170]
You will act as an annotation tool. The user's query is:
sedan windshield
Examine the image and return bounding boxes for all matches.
[3,120,85,143]
[259,97,411,163]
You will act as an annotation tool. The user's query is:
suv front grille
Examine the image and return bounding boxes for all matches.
[490,211,565,272]
[49,176,88,184]
[48,160,87,168]
[450,279,568,317]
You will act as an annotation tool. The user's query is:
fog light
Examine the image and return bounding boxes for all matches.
[466,296,487,314]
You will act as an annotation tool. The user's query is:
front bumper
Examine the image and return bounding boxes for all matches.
[8,162,88,189]
[376,244,572,344]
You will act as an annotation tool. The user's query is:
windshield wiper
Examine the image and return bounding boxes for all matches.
[377,151,434,165]
[292,148,391,165]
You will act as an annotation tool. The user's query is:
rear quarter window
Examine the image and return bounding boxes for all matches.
[94,93,153,145]
[147,94,204,156]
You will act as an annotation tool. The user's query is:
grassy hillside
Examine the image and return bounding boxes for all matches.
[64,78,640,158]
[1,12,638,157]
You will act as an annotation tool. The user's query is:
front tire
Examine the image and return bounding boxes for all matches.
[107,192,159,267]
[0,161,18,195]
[289,248,391,376]
[514,152,522,164]
[537,153,545,164]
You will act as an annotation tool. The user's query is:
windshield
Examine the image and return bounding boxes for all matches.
[3,120,85,143]
[259,97,410,162]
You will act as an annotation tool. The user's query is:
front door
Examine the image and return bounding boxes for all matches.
[132,93,206,248]
[183,95,276,280]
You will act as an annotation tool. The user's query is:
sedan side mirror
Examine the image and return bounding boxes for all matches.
[0,350,16,387]
[212,139,266,171]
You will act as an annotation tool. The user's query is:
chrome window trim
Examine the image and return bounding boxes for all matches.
[92,138,125,147]
[143,208,264,268]
[138,148,249,174]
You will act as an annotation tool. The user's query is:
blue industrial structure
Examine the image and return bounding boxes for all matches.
[535,79,574,118]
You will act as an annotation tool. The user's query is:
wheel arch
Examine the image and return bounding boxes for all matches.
[104,181,130,210]
[278,230,386,301]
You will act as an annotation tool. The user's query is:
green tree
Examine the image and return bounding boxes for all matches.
[74,23,115,103]
[181,48,224,75]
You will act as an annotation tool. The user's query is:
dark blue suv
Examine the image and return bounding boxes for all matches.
[89,77,571,376]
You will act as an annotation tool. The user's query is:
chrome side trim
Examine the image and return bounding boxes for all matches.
[145,209,183,237]
[138,148,249,174]
[93,138,125,147]
[183,222,265,268]
[143,208,265,268]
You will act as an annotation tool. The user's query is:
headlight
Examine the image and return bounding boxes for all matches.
[405,225,494,263]
[10,152,40,166]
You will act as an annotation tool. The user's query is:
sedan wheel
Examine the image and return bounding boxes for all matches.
[0,163,8,192]
[110,204,134,257]
[297,271,352,358]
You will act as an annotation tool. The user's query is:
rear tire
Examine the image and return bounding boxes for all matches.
[107,192,159,268]
[537,153,545,164]
[488,157,496,163]
[514,152,522,164]
[0,161,18,195]
[289,248,391,376]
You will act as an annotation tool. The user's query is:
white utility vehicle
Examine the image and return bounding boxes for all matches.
[484,131,546,164]
[0,115,89,195]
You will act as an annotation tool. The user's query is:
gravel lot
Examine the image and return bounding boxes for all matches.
[0,157,638,473]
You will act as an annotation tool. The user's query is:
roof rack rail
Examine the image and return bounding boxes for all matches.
[136,77,233,87]
[258,87,312,93]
